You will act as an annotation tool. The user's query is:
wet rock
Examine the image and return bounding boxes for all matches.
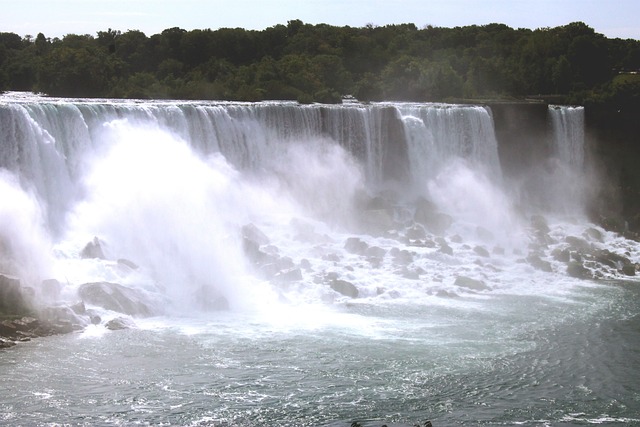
[622,263,637,276]
[41,279,62,301]
[438,243,453,255]
[552,248,571,262]
[565,236,592,252]
[527,254,553,272]
[450,234,463,243]
[322,253,341,262]
[595,249,631,269]
[492,246,505,255]
[473,246,490,257]
[273,268,303,283]
[476,226,494,241]
[365,246,386,259]
[406,224,427,240]
[454,276,488,291]
[299,259,312,271]
[390,248,413,265]
[105,317,136,331]
[566,261,591,279]
[117,258,138,270]
[241,223,270,246]
[0,273,30,315]
[344,237,369,255]
[78,282,153,316]
[330,279,359,298]
[80,236,106,259]
[361,209,395,233]
[584,227,603,242]
[40,305,89,329]
[530,214,550,234]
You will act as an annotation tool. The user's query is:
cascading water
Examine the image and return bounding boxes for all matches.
[1,92,639,427]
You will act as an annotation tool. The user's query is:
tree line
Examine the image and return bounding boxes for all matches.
[1,20,639,108]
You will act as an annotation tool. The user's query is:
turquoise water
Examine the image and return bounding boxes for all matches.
[2,281,639,426]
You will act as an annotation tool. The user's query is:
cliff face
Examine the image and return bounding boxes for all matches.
[490,102,640,233]
[585,108,640,232]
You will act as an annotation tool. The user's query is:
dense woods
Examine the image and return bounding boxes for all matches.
[1,20,639,108]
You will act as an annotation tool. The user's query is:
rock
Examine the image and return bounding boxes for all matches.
[41,279,62,301]
[365,246,386,259]
[193,286,229,311]
[622,263,637,276]
[330,279,359,298]
[406,224,427,240]
[0,273,30,315]
[299,259,312,271]
[322,253,341,262]
[273,268,303,283]
[80,237,106,259]
[530,214,550,234]
[439,243,453,256]
[454,276,488,291]
[105,317,136,331]
[567,261,590,279]
[70,301,86,315]
[117,259,138,270]
[476,226,494,241]
[527,254,553,272]
[361,209,395,233]
[565,236,591,252]
[241,223,270,246]
[78,282,153,316]
[391,248,413,265]
[552,248,571,262]
[344,237,369,255]
[39,305,88,329]
[584,227,603,242]
[595,250,631,269]
[473,246,490,257]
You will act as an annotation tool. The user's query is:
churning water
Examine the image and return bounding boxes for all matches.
[0,93,639,426]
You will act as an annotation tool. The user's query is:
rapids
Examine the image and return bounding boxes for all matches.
[1,92,639,426]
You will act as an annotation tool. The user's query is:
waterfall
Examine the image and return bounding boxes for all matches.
[549,105,585,168]
[3,93,630,316]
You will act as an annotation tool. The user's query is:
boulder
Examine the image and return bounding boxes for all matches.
[0,273,30,315]
[344,237,369,255]
[473,246,490,257]
[273,268,303,283]
[567,262,591,279]
[80,237,106,259]
[117,259,139,270]
[406,224,427,240]
[454,276,489,291]
[622,263,637,276]
[41,279,62,301]
[565,236,592,252]
[476,226,494,242]
[105,317,136,331]
[527,254,553,272]
[330,279,359,298]
[438,243,453,256]
[551,248,571,262]
[241,223,270,246]
[365,245,387,259]
[78,282,153,316]
[530,215,550,234]
[584,227,603,242]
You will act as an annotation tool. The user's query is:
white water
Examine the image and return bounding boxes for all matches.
[1,93,639,426]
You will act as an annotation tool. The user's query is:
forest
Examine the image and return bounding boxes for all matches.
[0,20,639,109]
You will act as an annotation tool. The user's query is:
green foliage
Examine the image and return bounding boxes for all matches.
[1,21,638,107]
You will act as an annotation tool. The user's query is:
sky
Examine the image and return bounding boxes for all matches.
[1,0,639,41]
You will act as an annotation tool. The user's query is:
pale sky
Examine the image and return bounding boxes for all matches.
[1,0,639,40]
